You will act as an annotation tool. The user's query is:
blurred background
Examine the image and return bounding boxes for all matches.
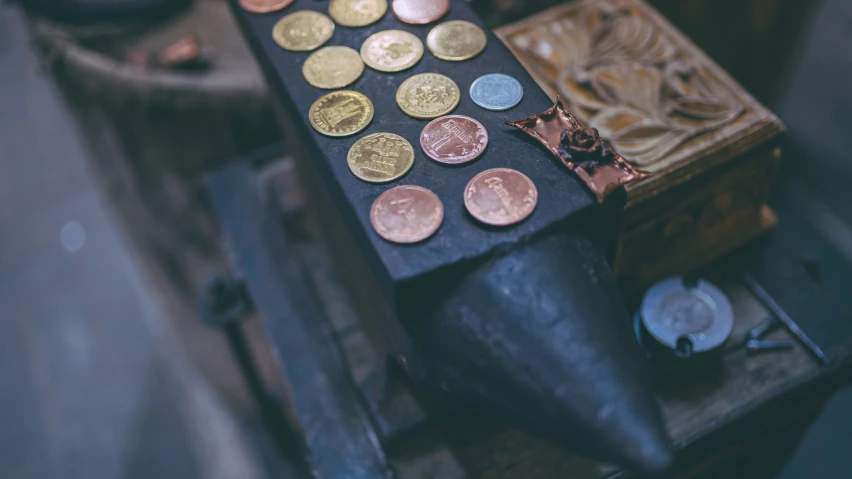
[1,0,851,477]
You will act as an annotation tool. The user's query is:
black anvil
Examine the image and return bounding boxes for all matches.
[230,0,671,474]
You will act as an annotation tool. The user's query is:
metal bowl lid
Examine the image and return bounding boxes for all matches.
[639,277,734,354]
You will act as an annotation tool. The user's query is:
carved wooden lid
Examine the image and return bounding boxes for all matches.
[496,0,784,206]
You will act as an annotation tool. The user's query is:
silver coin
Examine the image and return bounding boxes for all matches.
[469,73,523,111]
[639,277,733,354]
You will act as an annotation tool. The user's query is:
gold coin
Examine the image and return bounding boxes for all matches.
[360,30,424,73]
[272,10,335,52]
[396,73,460,119]
[347,133,414,183]
[303,46,365,89]
[426,20,487,61]
[309,90,374,137]
[329,0,388,27]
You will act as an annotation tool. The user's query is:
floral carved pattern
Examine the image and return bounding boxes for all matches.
[498,0,749,170]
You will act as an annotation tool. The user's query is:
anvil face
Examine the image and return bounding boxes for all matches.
[231,2,600,296]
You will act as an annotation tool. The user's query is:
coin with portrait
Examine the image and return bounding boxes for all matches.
[272,10,335,51]
[303,46,365,89]
[329,0,387,27]
[360,30,424,72]
[426,20,487,61]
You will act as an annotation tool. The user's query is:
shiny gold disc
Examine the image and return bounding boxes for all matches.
[426,20,487,61]
[347,133,415,183]
[328,0,388,27]
[309,90,374,137]
[302,46,365,89]
[395,73,460,119]
[360,30,424,73]
[272,10,335,52]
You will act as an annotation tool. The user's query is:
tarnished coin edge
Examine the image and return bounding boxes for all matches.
[370,185,444,243]
[272,11,335,51]
[302,46,366,89]
[426,20,487,61]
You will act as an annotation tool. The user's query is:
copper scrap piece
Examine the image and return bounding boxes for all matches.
[506,97,651,203]
[128,34,213,71]
[392,0,449,24]
[157,35,203,69]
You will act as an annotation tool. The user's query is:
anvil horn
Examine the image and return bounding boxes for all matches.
[405,232,673,475]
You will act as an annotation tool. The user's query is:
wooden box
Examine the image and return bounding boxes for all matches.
[495,0,785,291]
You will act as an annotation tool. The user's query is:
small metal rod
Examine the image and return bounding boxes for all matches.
[741,273,830,365]
[746,317,779,340]
[746,339,796,354]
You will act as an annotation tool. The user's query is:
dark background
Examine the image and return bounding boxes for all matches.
[1,0,851,477]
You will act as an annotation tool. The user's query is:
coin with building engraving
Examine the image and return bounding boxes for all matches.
[272,10,334,51]
[464,168,537,226]
[347,133,414,183]
[420,115,487,165]
[396,73,460,119]
[309,90,374,137]
[470,73,523,111]
[240,0,292,14]
[426,20,487,61]
[392,0,449,24]
[303,46,365,89]
[370,185,443,243]
[329,0,387,27]
[360,30,423,72]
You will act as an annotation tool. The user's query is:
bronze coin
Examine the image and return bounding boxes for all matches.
[370,185,443,243]
[239,0,293,14]
[464,168,538,226]
[420,115,488,165]
[392,0,449,24]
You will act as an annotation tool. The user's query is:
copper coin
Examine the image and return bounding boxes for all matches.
[464,168,538,226]
[420,115,488,165]
[239,0,293,14]
[392,0,449,24]
[370,185,443,243]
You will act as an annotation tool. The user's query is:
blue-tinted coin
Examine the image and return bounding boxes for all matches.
[469,73,523,111]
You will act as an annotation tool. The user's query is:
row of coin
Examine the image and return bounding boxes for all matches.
[242,0,449,26]
[309,71,523,138]
[343,114,487,185]
[372,168,538,243]
[276,19,488,89]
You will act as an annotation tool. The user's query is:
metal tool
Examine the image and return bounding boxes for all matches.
[742,273,830,364]
[744,316,796,355]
